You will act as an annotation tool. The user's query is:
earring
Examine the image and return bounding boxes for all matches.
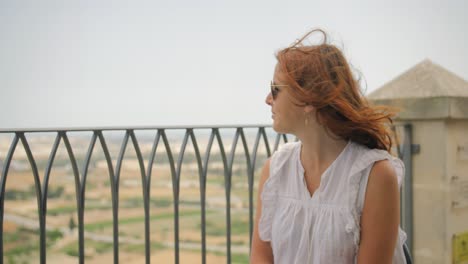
[304,113,309,126]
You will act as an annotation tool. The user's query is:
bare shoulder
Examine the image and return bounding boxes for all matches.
[362,158,400,216]
[368,159,398,190]
[358,158,400,262]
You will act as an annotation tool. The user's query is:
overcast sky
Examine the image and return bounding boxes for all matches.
[0,0,467,129]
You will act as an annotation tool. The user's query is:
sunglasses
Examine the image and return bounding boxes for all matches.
[270,81,288,100]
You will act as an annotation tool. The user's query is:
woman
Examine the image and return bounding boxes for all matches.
[250,29,408,263]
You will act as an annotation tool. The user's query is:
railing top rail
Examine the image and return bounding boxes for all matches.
[0,124,273,133]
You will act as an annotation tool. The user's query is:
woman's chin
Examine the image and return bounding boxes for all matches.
[272,122,284,134]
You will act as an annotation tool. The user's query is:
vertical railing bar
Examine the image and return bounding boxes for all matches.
[238,129,252,173]
[213,128,231,264]
[145,130,161,263]
[113,130,130,264]
[97,131,118,264]
[115,130,130,187]
[129,130,151,264]
[247,128,263,247]
[77,132,98,263]
[186,130,203,264]
[213,129,230,261]
[187,130,206,264]
[214,129,229,180]
[239,129,255,249]
[273,133,289,152]
[42,133,62,210]
[227,130,240,172]
[160,129,180,264]
[81,132,98,191]
[391,125,403,158]
[250,128,262,176]
[402,124,413,255]
[200,129,216,264]
[273,134,281,152]
[40,132,62,263]
[176,129,190,180]
[214,128,232,263]
[0,134,19,262]
[224,128,240,264]
[260,127,271,158]
[202,131,216,172]
[18,133,45,264]
[392,124,406,233]
[172,129,190,264]
[42,133,62,197]
[62,132,86,264]
[146,131,161,179]
[188,130,204,178]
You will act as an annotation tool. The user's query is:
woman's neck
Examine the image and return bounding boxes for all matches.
[295,125,348,173]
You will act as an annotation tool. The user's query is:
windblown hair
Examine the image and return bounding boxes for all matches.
[276,29,396,151]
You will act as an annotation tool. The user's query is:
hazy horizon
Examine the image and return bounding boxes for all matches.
[1,0,467,129]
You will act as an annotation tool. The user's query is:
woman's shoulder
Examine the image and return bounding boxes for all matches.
[348,141,405,187]
[269,141,300,169]
[275,141,300,153]
[349,142,397,167]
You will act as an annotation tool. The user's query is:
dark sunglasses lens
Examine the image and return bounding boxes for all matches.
[270,81,281,99]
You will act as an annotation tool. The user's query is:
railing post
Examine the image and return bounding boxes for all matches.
[402,124,414,254]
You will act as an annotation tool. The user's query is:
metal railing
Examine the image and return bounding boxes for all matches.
[0,124,414,264]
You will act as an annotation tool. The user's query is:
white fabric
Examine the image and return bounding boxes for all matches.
[259,141,407,264]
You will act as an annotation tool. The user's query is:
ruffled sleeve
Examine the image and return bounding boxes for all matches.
[258,142,299,241]
[347,144,406,249]
[258,170,279,241]
[349,146,405,191]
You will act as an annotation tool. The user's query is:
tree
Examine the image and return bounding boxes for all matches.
[69,216,76,231]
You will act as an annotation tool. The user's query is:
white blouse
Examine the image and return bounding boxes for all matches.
[259,141,408,263]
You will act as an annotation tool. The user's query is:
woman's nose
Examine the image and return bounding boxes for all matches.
[265,93,273,106]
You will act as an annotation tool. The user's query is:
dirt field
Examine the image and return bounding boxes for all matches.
[1,134,261,264]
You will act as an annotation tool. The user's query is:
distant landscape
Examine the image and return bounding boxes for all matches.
[0,129,285,264]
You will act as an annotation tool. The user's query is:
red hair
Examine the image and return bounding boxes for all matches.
[276,29,396,151]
